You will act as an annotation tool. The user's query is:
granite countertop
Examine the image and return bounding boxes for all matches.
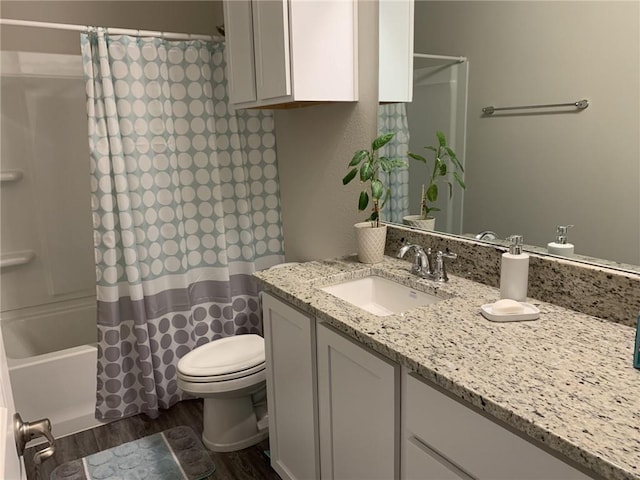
[254,255,640,480]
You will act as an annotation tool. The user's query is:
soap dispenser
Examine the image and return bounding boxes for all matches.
[547,225,575,256]
[500,234,529,302]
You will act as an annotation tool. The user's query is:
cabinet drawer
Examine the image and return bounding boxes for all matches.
[404,373,593,480]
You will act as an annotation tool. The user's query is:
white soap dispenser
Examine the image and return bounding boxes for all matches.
[499,234,529,302]
[547,225,575,257]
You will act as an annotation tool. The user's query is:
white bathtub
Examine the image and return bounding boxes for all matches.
[1,297,106,441]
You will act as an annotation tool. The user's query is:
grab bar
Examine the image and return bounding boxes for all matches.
[0,170,24,183]
[0,251,36,269]
[482,99,589,115]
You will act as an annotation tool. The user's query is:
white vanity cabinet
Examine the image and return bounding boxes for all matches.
[222,0,357,108]
[402,371,594,480]
[262,291,595,480]
[317,323,400,480]
[261,293,319,480]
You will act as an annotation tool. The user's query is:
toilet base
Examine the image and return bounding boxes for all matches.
[201,388,268,453]
[202,427,268,453]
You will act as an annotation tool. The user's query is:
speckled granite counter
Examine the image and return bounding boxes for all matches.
[254,255,640,480]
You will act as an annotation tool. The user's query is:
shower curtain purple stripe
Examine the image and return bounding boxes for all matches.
[97,275,260,326]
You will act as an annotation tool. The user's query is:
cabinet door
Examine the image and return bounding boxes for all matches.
[223,0,257,104]
[252,0,291,101]
[262,293,319,480]
[403,372,593,480]
[317,323,400,480]
[379,0,414,102]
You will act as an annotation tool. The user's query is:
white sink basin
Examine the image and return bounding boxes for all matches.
[320,275,443,316]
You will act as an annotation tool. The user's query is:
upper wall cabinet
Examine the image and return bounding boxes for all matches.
[223,0,358,109]
[379,0,414,102]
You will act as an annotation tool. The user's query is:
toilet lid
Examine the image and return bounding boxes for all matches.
[178,334,265,377]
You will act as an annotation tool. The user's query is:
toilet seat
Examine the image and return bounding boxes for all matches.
[177,334,266,384]
[178,362,266,383]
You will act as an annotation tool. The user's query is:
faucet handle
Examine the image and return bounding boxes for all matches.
[433,249,456,282]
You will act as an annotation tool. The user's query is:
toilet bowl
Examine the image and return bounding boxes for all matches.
[177,334,268,452]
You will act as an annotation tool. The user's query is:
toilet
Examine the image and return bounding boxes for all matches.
[177,334,268,452]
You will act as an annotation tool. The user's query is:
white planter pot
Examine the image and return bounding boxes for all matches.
[402,215,436,231]
[354,222,387,264]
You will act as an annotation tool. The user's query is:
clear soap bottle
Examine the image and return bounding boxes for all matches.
[547,225,575,257]
[499,235,529,302]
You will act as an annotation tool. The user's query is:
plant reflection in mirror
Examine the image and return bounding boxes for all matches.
[409,131,466,220]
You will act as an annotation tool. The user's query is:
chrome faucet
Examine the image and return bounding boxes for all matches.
[397,244,457,282]
[475,230,498,241]
[397,243,433,277]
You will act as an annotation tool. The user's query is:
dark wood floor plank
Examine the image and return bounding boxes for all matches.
[24,399,281,480]
[25,427,99,480]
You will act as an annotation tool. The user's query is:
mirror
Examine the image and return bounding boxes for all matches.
[381,1,640,273]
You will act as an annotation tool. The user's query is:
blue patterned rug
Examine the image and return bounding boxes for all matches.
[50,426,215,480]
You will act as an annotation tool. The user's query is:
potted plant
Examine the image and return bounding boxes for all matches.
[403,131,466,230]
[343,132,407,263]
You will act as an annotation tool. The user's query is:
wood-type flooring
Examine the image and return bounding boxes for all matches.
[24,399,281,480]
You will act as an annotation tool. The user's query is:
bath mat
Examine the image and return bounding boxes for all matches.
[50,426,215,480]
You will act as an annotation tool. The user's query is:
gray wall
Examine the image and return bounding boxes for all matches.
[0,1,223,54]
[414,1,640,264]
[274,1,379,262]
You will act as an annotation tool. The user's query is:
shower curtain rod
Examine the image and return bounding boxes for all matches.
[0,18,222,42]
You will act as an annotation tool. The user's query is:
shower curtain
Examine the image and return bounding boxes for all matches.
[81,30,285,420]
[378,103,410,223]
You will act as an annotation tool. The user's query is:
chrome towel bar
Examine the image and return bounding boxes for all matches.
[482,99,589,115]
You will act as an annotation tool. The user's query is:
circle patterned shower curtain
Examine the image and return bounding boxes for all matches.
[81,30,285,420]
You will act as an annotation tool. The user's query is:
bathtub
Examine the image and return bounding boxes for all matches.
[1,297,105,441]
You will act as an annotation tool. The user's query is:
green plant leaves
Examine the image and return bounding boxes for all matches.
[407,130,467,214]
[379,156,407,173]
[372,132,394,151]
[342,167,358,185]
[349,150,368,167]
[390,158,408,169]
[453,171,466,189]
[408,152,426,163]
[426,183,438,202]
[371,179,383,199]
[379,156,390,172]
[344,132,406,224]
[437,159,447,176]
[359,161,374,181]
[358,191,369,211]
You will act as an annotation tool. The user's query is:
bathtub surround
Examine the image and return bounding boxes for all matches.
[82,32,284,420]
[385,224,640,328]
